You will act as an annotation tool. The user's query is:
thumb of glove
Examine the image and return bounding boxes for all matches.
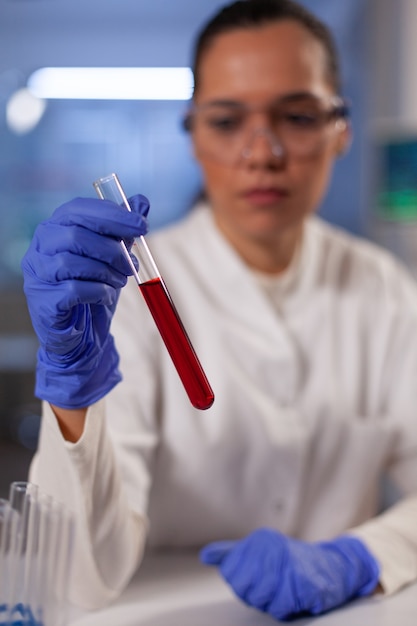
[200,540,237,565]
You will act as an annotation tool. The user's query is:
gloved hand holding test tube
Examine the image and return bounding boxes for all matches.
[93,173,215,411]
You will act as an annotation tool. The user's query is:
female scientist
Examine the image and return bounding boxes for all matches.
[21,0,417,620]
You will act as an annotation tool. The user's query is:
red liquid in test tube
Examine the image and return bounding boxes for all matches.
[139,278,214,410]
[93,173,215,410]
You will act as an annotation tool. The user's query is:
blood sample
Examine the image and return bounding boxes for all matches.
[139,277,214,410]
[93,173,214,410]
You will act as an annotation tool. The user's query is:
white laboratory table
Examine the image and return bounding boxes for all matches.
[69,550,417,626]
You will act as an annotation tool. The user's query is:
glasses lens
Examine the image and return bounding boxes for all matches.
[190,98,347,165]
[192,105,248,164]
[276,100,336,157]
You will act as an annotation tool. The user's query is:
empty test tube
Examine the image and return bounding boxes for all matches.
[2,482,75,626]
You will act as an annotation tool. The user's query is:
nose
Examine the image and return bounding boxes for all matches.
[241,128,285,162]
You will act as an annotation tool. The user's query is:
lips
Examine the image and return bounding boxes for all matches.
[242,187,289,206]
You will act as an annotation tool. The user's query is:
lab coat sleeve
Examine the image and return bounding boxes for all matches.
[349,493,417,595]
[29,399,148,610]
[348,261,417,595]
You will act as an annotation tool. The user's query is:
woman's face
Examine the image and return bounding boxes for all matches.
[190,20,349,260]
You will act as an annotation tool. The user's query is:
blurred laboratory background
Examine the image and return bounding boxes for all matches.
[0,0,416,496]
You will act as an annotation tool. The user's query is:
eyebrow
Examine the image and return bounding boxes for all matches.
[198,91,325,109]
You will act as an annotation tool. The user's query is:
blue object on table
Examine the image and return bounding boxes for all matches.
[1,602,42,625]
[200,527,380,620]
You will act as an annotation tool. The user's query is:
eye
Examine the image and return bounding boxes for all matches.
[203,113,244,134]
[281,110,324,129]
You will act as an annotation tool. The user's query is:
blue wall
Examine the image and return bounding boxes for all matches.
[301,0,370,236]
[0,0,369,289]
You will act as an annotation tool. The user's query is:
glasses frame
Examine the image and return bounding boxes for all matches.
[182,93,350,164]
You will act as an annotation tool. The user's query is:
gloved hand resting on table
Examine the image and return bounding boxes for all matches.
[21,194,149,409]
[200,527,380,621]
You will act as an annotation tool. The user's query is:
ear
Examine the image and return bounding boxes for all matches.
[334,121,352,157]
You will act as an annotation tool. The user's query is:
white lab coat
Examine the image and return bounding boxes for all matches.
[31,204,417,609]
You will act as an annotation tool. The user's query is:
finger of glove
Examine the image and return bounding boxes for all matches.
[127,193,150,219]
[129,251,139,272]
[31,222,133,276]
[219,550,255,603]
[222,530,288,609]
[306,537,380,614]
[33,279,119,315]
[25,250,128,293]
[218,539,271,604]
[50,196,148,239]
[268,538,333,618]
[326,536,380,598]
[199,541,237,565]
[244,545,286,611]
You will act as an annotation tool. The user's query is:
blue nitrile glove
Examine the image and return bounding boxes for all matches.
[21,194,149,409]
[200,528,380,621]
[4,602,41,625]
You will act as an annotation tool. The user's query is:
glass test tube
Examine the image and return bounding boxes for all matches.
[93,173,215,411]
[8,481,38,624]
[0,499,20,620]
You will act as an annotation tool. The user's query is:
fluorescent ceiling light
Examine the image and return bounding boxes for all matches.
[27,67,194,101]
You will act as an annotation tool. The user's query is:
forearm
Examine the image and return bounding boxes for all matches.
[50,404,87,442]
[30,400,147,609]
